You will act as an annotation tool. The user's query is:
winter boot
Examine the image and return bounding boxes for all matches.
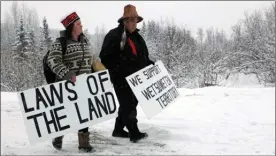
[134,122,148,137]
[112,129,129,138]
[130,132,148,143]
[112,117,129,138]
[52,136,64,150]
[78,132,93,152]
[128,123,148,143]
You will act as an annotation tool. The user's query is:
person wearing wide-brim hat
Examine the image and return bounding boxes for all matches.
[100,4,154,143]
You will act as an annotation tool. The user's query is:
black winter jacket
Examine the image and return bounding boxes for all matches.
[99,24,154,88]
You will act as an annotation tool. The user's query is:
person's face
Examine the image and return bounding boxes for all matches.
[124,17,138,33]
[72,19,83,36]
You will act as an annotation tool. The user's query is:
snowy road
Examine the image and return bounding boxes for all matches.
[1,87,275,155]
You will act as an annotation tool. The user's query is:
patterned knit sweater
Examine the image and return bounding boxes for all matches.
[47,37,100,80]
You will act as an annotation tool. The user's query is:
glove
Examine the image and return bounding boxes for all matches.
[71,75,76,83]
[63,71,76,83]
[149,60,155,65]
[92,61,106,72]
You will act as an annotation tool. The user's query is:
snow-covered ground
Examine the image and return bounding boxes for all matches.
[1,83,274,155]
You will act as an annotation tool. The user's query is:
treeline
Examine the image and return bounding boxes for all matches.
[1,2,274,91]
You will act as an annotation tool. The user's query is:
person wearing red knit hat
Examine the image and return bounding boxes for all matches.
[47,12,104,152]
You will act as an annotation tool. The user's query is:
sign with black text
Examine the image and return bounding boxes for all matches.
[17,70,119,145]
[126,61,180,119]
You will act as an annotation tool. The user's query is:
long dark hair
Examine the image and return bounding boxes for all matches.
[65,24,84,42]
[65,24,74,39]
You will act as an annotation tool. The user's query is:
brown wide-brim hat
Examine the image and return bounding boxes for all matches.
[118,4,143,23]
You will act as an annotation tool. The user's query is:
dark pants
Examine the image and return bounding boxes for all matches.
[79,128,88,133]
[114,85,138,132]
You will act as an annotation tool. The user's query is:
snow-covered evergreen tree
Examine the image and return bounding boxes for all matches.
[13,16,31,54]
[41,17,53,49]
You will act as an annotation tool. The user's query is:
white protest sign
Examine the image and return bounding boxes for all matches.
[73,70,119,130]
[126,61,180,119]
[17,70,119,145]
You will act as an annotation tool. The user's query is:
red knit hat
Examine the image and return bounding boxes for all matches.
[61,12,80,28]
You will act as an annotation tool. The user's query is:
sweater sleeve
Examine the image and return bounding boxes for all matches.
[46,40,70,79]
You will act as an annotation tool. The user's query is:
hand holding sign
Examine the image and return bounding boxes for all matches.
[126,61,180,119]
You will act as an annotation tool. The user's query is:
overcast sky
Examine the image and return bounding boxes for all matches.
[1,1,272,37]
